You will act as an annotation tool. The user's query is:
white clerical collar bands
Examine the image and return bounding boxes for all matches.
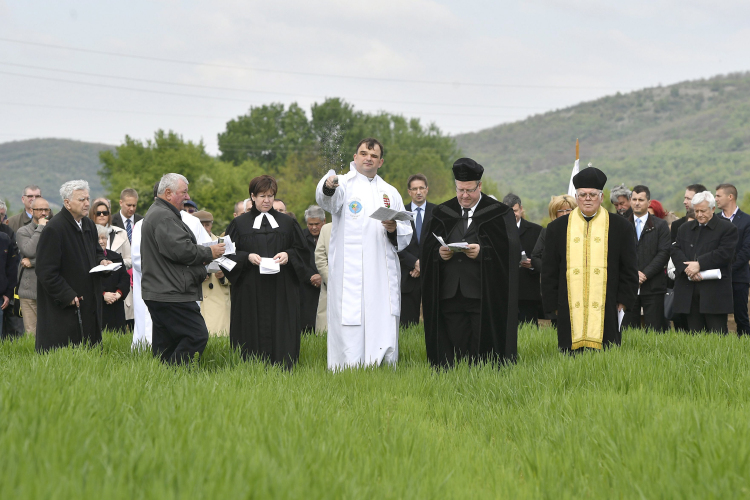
[253,212,279,229]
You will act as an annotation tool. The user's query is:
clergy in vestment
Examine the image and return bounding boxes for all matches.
[223,175,310,369]
[36,180,111,352]
[421,158,520,367]
[316,138,412,370]
[541,167,638,352]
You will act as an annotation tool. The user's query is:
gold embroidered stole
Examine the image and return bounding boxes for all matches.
[566,208,609,350]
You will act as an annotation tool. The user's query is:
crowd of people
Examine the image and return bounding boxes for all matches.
[2,136,748,371]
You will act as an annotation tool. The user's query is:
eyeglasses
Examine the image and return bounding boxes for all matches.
[409,187,427,192]
[32,208,51,212]
[576,192,601,200]
[456,186,480,195]
[95,211,110,216]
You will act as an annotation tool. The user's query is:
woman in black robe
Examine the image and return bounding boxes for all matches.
[96,225,130,332]
[222,176,310,369]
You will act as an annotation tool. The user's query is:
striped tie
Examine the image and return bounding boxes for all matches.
[126,218,132,243]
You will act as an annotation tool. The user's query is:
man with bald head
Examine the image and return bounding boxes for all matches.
[15,197,51,335]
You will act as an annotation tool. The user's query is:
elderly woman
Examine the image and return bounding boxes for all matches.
[95,224,130,333]
[530,194,578,324]
[223,175,310,369]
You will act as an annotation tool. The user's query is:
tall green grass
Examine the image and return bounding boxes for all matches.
[1,325,749,499]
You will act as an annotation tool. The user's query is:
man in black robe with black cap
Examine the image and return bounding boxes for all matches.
[542,167,638,352]
[421,158,521,367]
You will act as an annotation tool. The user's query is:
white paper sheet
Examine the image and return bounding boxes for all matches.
[259,257,280,274]
[89,262,122,273]
[690,269,722,281]
[201,235,236,255]
[618,308,625,331]
[432,233,470,252]
[369,207,414,222]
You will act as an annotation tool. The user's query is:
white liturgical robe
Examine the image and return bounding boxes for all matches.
[316,163,412,370]
[131,211,211,349]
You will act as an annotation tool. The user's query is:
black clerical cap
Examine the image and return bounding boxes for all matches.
[572,167,607,190]
[452,158,484,181]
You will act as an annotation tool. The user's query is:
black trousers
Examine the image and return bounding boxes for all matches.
[733,282,750,336]
[624,293,665,332]
[400,282,422,326]
[685,288,728,334]
[440,291,481,365]
[145,300,209,364]
[518,300,541,327]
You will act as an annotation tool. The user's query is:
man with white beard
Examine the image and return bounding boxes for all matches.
[316,138,412,370]
[131,182,211,349]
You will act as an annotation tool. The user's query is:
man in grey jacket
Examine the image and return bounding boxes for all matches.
[15,197,51,335]
[140,173,225,364]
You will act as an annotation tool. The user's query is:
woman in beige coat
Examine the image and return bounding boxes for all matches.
[195,211,231,336]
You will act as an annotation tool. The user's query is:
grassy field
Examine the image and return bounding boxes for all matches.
[1,325,749,499]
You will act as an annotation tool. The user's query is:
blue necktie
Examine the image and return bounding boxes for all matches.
[415,207,423,244]
[126,218,132,244]
[636,218,642,241]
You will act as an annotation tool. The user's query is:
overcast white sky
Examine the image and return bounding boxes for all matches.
[1,0,749,155]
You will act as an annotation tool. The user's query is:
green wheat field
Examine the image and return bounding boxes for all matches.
[1,325,749,499]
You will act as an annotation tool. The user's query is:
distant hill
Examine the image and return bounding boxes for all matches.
[455,72,750,221]
[0,138,114,212]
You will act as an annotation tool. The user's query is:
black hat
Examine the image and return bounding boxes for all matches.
[452,158,484,181]
[572,167,607,190]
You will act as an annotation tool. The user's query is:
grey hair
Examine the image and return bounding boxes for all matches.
[157,173,189,195]
[95,224,109,238]
[304,205,325,222]
[0,201,6,211]
[59,180,90,203]
[610,183,632,204]
[502,193,522,208]
[691,191,716,209]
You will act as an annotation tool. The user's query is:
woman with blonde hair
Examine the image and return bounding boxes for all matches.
[529,195,578,324]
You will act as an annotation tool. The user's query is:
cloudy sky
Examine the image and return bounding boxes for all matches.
[1,0,749,154]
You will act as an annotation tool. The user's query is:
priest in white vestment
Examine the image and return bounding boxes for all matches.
[316,138,412,370]
[132,207,211,349]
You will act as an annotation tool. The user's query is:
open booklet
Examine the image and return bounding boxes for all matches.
[203,235,237,273]
[369,207,414,222]
[89,262,122,273]
[432,233,470,252]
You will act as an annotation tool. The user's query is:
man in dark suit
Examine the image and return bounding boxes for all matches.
[671,184,707,243]
[397,174,435,326]
[503,193,543,326]
[672,191,738,333]
[623,185,671,331]
[610,183,633,218]
[715,183,750,336]
[421,159,520,367]
[111,188,143,245]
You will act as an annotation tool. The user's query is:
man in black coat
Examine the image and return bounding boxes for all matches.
[623,185,671,331]
[671,183,707,243]
[111,188,143,245]
[672,191,738,333]
[715,183,750,335]
[398,174,435,326]
[0,228,19,338]
[503,193,543,326]
[35,180,111,352]
[542,168,638,352]
[300,205,325,333]
[421,158,520,367]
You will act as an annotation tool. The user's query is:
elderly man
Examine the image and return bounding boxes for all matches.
[623,185,671,331]
[194,210,231,336]
[15,197,51,335]
[671,184,707,243]
[273,199,287,214]
[542,168,638,352]
[0,218,18,337]
[672,191,738,333]
[35,180,112,351]
[504,192,543,326]
[715,184,750,336]
[111,188,142,244]
[422,158,520,367]
[7,185,42,233]
[140,174,224,363]
[398,174,436,326]
[233,200,247,218]
[316,138,412,370]
[300,205,325,333]
[610,183,632,218]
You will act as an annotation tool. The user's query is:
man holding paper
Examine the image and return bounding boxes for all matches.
[421,158,520,367]
[672,191,738,333]
[140,174,224,364]
[316,138,412,370]
[36,180,111,352]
